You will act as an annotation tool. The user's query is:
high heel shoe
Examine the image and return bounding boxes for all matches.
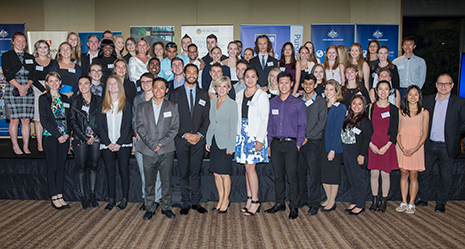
[244,200,260,216]
[241,196,252,213]
[211,206,220,212]
[51,197,65,210]
[218,203,230,214]
[57,197,70,209]
[321,203,337,212]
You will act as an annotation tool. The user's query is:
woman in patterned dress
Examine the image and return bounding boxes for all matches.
[1,31,36,155]
[235,67,270,216]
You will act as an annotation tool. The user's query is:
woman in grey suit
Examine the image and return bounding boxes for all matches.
[206,76,238,213]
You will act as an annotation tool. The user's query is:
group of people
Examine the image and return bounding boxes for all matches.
[2,30,464,221]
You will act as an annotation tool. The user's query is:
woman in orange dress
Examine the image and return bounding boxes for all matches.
[395,85,429,214]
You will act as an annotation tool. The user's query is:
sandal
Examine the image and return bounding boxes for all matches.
[396,203,408,212]
[244,200,260,216]
[241,196,252,213]
[406,204,415,214]
[51,197,64,210]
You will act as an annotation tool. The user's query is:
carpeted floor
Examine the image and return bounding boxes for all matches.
[1,200,465,249]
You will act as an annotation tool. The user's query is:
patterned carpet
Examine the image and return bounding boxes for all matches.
[1,200,465,249]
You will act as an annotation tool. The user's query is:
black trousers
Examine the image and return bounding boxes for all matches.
[43,136,70,197]
[72,140,101,196]
[418,142,454,204]
[342,144,368,209]
[270,139,300,209]
[298,139,323,208]
[143,152,175,211]
[101,147,131,199]
[175,137,205,207]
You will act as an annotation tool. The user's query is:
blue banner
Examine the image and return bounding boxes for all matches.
[240,25,303,59]
[311,24,355,63]
[0,24,25,67]
[79,31,122,54]
[356,24,399,61]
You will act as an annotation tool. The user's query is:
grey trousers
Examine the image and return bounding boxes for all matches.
[143,152,175,211]
[135,138,161,202]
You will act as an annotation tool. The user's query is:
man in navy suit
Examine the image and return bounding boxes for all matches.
[169,63,210,215]
[417,73,465,213]
[249,35,279,90]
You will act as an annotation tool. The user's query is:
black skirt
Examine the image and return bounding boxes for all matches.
[209,136,233,175]
[321,153,342,184]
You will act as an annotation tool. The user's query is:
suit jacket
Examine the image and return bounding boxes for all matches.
[201,63,231,90]
[324,102,347,154]
[97,102,133,146]
[206,97,238,152]
[249,54,278,87]
[168,85,210,139]
[1,50,36,82]
[423,94,465,158]
[39,92,72,139]
[136,99,179,156]
[80,53,91,73]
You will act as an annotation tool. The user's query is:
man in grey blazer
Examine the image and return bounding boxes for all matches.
[136,77,180,220]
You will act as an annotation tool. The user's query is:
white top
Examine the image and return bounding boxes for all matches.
[235,89,270,143]
[128,56,149,82]
[230,67,238,81]
[325,66,342,85]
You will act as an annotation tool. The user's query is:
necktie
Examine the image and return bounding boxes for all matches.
[190,89,194,115]
[261,55,265,70]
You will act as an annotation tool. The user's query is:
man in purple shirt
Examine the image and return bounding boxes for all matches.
[265,71,307,220]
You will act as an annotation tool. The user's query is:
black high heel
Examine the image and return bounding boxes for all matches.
[241,196,252,213]
[57,197,70,209]
[51,197,64,210]
[244,200,260,216]
[218,202,230,214]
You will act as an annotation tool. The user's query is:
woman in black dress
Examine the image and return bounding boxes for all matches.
[1,31,36,155]
[49,42,82,98]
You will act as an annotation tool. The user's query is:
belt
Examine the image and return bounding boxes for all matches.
[276,137,296,142]
[55,118,66,121]
[431,140,445,144]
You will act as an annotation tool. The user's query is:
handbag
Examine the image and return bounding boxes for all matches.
[12,86,33,97]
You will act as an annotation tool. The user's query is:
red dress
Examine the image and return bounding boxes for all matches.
[367,104,399,173]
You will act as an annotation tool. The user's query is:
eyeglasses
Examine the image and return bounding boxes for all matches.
[436,82,453,87]
[90,70,102,73]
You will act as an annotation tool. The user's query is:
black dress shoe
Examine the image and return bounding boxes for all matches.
[348,208,365,216]
[180,207,190,215]
[80,196,91,210]
[298,202,308,209]
[89,193,99,208]
[306,206,319,216]
[321,203,337,212]
[140,203,146,211]
[192,204,208,214]
[289,208,298,220]
[116,198,128,210]
[435,203,446,213]
[265,203,286,214]
[105,199,116,211]
[162,209,176,219]
[143,211,155,220]
[415,199,428,207]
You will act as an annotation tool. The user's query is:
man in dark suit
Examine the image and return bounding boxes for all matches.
[80,35,99,72]
[417,73,465,213]
[136,77,179,220]
[168,57,185,93]
[169,63,210,215]
[249,35,278,90]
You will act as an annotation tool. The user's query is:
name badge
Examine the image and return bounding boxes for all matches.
[272,109,279,115]
[381,111,390,118]
[108,64,114,69]
[305,99,314,107]
[163,111,172,118]
[82,105,89,112]
[353,127,361,135]
[35,65,44,71]
[305,68,309,72]
[356,91,362,95]
[333,102,340,107]
[321,93,325,98]
[25,59,33,64]
[279,67,285,72]
[68,68,76,73]
[137,86,141,92]
[247,101,254,106]
[267,62,274,67]
[199,99,206,106]
[267,93,271,98]
[63,102,70,108]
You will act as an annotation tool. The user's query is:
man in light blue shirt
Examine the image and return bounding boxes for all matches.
[158,43,189,81]
[393,36,427,98]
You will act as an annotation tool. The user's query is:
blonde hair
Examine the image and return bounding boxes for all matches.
[337,45,349,66]
[101,75,126,114]
[348,43,364,79]
[33,40,51,59]
[213,76,231,89]
[136,37,149,56]
[67,32,81,66]
[325,79,343,103]
[45,72,62,91]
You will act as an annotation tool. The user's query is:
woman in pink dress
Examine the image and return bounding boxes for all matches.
[367,80,399,213]
[395,85,429,214]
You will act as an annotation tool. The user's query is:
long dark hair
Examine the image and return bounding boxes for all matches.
[400,85,422,117]
[343,95,367,130]
[278,42,296,70]
[342,64,363,95]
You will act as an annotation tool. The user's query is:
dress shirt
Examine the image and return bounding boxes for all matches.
[267,94,307,147]
[184,83,196,112]
[430,93,450,142]
[259,53,268,69]
[152,99,163,125]
[301,92,317,104]
[177,54,190,65]
[88,51,98,63]
[158,57,174,81]
[392,53,427,88]
[173,77,185,89]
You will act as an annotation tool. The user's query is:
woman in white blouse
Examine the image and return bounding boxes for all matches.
[128,38,151,82]
[98,75,133,211]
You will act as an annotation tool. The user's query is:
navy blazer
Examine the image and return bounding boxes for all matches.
[97,102,133,146]
[168,85,210,139]
[325,102,347,154]
[423,94,465,158]
[1,50,36,82]
[249,55,278,87]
